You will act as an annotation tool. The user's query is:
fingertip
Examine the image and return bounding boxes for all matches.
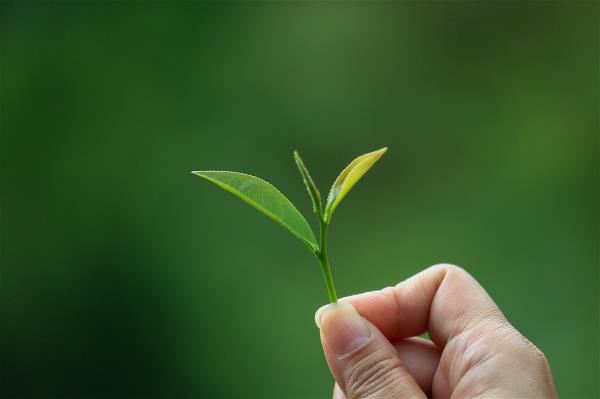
[314,304,327,328]
[319,302,371,357]
[315,301,356,329]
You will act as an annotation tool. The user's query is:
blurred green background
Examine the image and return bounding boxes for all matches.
[1,1,598,398]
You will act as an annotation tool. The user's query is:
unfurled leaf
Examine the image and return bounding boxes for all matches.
[323,147,387,222]
[191,171,318,251]
[293,150,322,217]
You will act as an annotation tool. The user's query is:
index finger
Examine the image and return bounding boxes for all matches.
[341,264,507,347]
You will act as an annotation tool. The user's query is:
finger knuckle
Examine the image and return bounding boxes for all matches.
[529,342,551,371]
[509,334,557,395]
[344,349,403,398]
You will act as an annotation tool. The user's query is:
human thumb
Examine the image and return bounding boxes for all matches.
[316,302,425,399]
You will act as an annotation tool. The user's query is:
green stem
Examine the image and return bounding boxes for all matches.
[317,220,338,303]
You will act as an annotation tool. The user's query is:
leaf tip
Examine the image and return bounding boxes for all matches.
[374,146,388,156]
[365,147,388,163]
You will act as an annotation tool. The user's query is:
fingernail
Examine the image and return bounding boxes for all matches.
[318,302,371,356]
[315,305,327,328]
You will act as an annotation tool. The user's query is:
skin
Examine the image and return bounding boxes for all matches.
[315,264,557,399]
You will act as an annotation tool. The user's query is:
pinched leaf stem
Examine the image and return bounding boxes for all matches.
[316,219,337,303]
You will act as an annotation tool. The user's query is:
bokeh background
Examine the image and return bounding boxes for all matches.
[1,1,598,398]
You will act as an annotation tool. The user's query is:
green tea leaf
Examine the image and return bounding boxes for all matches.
[191,171,318,251]
[293,150,322,217]
[323,147,387,222]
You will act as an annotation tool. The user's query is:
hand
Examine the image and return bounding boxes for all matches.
[315,264,557,398]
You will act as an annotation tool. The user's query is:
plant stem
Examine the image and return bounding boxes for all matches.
[317,220,338,303]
